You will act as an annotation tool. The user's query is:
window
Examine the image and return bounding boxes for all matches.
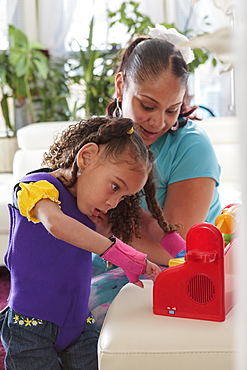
[173,0,235,117]
[0,0,235,121]
[65,0,164,52]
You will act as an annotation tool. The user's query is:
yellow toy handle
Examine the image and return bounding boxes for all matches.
[215,204,239,235]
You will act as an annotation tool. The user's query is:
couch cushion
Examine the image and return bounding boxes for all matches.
[197,116,239,144]
[98,280,236,370]
[12,149,47,184]
[13,121,77,182]
[197,117,240,185]
[17,121,75,149]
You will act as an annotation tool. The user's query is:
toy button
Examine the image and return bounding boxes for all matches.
[187,250,218,263]
[167,307,176,315]
[168,310,175,315]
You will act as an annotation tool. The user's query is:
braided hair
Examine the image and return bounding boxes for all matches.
[42,116,178,243]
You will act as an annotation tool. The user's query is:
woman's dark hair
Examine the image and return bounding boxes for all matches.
[42,116,178,243]
[107,36,197,127]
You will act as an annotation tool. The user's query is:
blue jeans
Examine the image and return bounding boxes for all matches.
[0,308,98,370]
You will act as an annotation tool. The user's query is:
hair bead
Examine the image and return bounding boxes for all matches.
[126,127,134,134]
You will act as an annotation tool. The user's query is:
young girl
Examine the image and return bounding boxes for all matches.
[0,117,184,369]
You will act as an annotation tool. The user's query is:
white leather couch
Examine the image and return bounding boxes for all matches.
[0,116,242,369]
[0,116,241,266]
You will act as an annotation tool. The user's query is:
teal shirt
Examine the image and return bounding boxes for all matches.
[141,120,222,224]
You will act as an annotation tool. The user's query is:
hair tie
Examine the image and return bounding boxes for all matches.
[148,23,195,65]
[126,127,134,134]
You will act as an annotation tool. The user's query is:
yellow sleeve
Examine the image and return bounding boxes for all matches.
[17,180,61,223]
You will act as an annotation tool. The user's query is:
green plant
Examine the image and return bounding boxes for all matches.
[0,25,74,136]
[107,1,153,41]
[66,2,156,118]
[68,17,117,117]
[34,57,71,122]
[107,1,216,74]
[0,25,50,135]
[0,50,13,134]
[0,3,218,134]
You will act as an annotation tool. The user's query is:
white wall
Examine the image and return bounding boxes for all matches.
[234,0,247,368]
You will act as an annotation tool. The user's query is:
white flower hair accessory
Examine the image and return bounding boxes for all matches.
[148,24,195,65]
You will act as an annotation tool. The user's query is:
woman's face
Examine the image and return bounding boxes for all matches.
[116,70,186,146]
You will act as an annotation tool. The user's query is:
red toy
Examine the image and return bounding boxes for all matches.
[153,222,237,322]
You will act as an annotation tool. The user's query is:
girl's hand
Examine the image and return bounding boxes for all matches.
[134,260,161,288]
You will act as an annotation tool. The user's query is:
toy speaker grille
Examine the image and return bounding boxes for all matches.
[187,274,215,304]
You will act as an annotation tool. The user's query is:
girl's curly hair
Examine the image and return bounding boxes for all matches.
[42,116,178,243]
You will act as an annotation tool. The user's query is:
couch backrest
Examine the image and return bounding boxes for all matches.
[13,121,76,182]
[12,117,240,191]
[196,116,240,189]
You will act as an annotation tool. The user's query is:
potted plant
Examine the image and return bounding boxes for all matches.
[34,56,72,122]
[0,25,74,171]
[0,25,51,133]
[68,16,117,117]
[66,2,156,117]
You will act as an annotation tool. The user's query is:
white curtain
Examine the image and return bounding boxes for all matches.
[20,0,171,55]
[0,0,79,57]
[0,0,18,48]
[138,0,165,23]
[37,0,79,57]
[6,0,19,23]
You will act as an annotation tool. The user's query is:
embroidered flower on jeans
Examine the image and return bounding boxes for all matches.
[13,314,43,326]
[86,316,95,324]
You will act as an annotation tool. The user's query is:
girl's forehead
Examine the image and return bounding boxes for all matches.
[97,149,146,168]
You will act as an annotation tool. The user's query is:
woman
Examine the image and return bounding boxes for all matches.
[94,25,221,264]
[89,25,221,329]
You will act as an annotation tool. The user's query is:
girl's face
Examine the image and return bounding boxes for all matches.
[116,70,186,146]
[74,144,148,217]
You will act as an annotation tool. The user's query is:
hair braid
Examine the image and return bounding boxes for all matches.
[144,151,180,233]
[144,176,179,234]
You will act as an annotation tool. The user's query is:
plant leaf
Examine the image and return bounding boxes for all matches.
[33,58,49,79]
[14,55,28,77]
[0,94,14,133]
[29,40,46,50]
[9,25,28,50]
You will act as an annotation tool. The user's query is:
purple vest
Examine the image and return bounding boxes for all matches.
[5,171,96,351]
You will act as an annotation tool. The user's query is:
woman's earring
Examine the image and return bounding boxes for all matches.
[170,121,179,131]
[113,97,122,118]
